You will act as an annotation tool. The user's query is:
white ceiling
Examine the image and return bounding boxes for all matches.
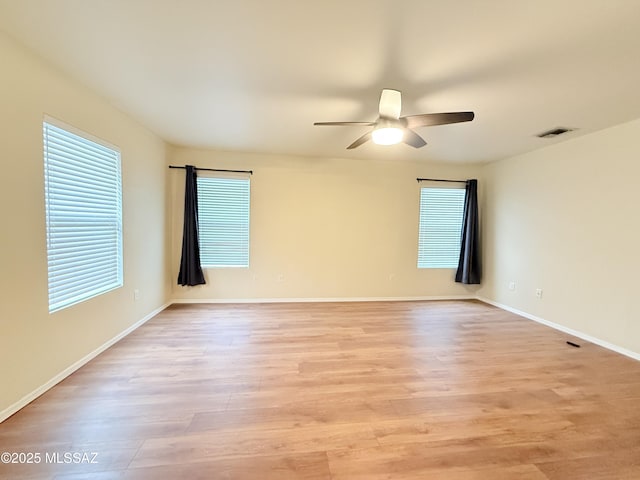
[1,0,640,163]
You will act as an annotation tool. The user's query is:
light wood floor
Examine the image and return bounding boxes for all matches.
[1,300,640,479]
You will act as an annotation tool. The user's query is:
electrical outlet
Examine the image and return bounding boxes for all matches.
[508,281,516,291]
[134,289,140,301]
[536,288,543,299]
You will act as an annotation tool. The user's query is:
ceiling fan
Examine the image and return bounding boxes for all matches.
[314,89,474,149]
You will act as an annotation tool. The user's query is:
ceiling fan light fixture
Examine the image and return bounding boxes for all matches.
[372,127,404,145]
[314,88,474,149]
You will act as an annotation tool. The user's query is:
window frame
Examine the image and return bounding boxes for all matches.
[417,185,466,269]
[43,117,123,313]
[196,174,251,268]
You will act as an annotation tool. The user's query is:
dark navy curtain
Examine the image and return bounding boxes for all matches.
[177,165,206,286]
[455,179,481,284]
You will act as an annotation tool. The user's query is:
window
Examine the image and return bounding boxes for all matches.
[43,120,123,313]
[417,187,465,268]
[196,176,250,267]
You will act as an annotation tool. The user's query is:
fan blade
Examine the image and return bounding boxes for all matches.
[403,111,475,129]
[314,121,375,126]
[347,131,372,149]
[379,89,402,119]
[403,129,427,148]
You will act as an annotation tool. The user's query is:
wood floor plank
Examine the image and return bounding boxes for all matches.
[536,451,640,480]
[129,423,378,469]
[53,451,332,480]
[1,300,640,479]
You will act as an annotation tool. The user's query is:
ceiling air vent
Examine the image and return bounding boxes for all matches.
[536,127,574,139]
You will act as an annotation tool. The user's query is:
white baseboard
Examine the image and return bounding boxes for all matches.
[477,296,640,362]
[0,302,170,423]
[170,294,477,304]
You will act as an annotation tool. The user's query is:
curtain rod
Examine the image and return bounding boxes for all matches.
[416,177,467,184]
[169,165,253,175]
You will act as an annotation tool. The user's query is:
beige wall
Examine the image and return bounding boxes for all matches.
[479,118,640,356]
[0,32,170,416]
[169,147,482,301]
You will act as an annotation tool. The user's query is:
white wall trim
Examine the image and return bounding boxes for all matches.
[170,294,476,304]
[477,296,640,362]
[0,302,170,423]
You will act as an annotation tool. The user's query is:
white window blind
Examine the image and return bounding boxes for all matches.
[43,121,123,313]
[196,176,250,267]
[417,187,466,268]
